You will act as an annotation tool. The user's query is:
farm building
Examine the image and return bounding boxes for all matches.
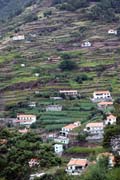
[54,144,63,155]
[104,114,116,126]
[92,90,112,102]
[54,136,69,144]
[84,122,104,135]
[15,114,36,126]
[12,35,25,41]
[28,158,39,168]
[81,41,91,47]
[61,121,81,136]
[46,105,62,111]
[59,90,78,96]
[108,29,117,35]
[98,101,113,109]
[66,158,88,175]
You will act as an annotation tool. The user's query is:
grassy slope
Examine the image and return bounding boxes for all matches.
[0,1,119,129]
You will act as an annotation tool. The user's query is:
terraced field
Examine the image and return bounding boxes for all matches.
[0,0,120,130]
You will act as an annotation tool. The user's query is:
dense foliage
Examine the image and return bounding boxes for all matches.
[52,0,120,22]
[37,158,120,180]
[59,60,77,71]
[0,0,38,21]
[89,0,120,22]
[0,128,61,180]
[52,0,89,11]
[103,99,120,149]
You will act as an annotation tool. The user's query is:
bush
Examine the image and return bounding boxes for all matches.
[59,60,77,71]
[24,13,38,23]
[54,0,89,11]
[44,10,52,17]
[75,74,89,84]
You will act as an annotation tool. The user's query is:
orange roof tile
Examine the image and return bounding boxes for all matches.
[86,122,104,128]
[63,124,77,130]
[94,91,110,94]
[18,128,28,134]
[98,101,113,105]
[59,90,77,93]
[63,121,80,130]
[107,114,116,119]
[67,158,88,167]
[17,114,36,118]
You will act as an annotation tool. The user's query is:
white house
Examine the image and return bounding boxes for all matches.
[46,105,62,112]
[16,114,36,126]
[50,96,63,100]
[98,101,113,109]
[54,144,63,155]
[12,35,25,41]
[81,41,91,48]
[108,29,117,35]
[84,122,104,135]
[30,173,45,180]
[61,121,81,136]
[28,158,39,168]
[18,128,28,134]
[35,91,40,94]
[66,158,88,175]
[97,152,115,167]
[48,56,61,62]
[21,64,25,67]
[35,73,39,77]
[29,102,36,107]
[92,91,112,102]
[59,90,78,96]
[104,114,116,126]
[54,136,69,144]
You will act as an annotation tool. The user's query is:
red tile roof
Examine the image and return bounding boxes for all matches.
[67,158,88,167]
[94,91,110,94]
[17,114,36,118]
[107,114,116,119]
[98,101,113,105]
[86,122,104,128]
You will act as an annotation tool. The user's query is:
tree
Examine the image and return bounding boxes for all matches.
[103,125,120,148]
[24,13,38,23]
[117,27,120,38]
[106,167,120,180]
[57,0,89,11]
[114,98,120,124]
[81,157,108,180]
[44,10,52,17]
[75,74,89,84]
[59,60,77,71]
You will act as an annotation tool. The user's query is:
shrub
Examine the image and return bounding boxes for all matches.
[59,60,77,71]
[44,10,52,17]
[24,13,38,23]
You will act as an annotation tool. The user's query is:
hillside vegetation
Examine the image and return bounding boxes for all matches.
[1,1,120,180]
[0,0,39,21]
[0,0,120,131]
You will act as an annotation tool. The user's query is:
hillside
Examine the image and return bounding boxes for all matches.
[0,0,120,131]
[0,0,38,21]
[1,1,120,180]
